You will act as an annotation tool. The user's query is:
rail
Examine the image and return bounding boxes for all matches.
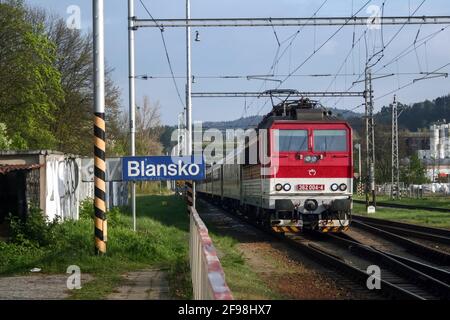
[189,206,233,300]
[353,199,449,213]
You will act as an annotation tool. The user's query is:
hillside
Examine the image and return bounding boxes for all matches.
[376,95,450,131]
[202,108,362,130]
[160,94,449,152]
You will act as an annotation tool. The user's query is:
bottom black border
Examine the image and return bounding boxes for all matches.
[0,300,446,318]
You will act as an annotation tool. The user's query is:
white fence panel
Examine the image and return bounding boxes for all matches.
[189,206,233,300]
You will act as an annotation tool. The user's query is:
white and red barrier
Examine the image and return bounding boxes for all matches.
[189,206,233,300]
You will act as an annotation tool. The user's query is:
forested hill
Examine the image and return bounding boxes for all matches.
[202,108,362,130]
[196,95,450,133]
[375,94,450,131]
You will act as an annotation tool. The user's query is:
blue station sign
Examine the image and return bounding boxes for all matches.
[122,156,205,181]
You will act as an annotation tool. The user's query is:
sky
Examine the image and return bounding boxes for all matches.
[25,0,450,125]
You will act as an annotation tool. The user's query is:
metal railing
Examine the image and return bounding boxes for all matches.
[189,206,233,300]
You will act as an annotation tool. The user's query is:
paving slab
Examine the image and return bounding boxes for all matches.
[107,269,170,300]
[0,274,93,300]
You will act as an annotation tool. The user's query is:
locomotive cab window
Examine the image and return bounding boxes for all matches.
[274,130,308,152]
[313,129,347,152]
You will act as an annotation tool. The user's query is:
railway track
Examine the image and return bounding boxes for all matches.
[352,214,450,245]
[349,219,450,265]
[353,199,449,213]
[199,198,450,300]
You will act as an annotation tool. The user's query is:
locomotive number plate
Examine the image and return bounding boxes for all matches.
[297,184,325,191]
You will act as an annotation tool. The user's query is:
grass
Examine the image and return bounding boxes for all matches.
[207,233,284,300]
[353,202,450,229]
[0,195,192,300]
[354,194,450,209]
[195,203,283,300]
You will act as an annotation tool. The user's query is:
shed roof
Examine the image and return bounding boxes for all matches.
[0,164,42,175]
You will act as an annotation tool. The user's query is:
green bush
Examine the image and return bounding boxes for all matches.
[8,207,59,247]
[79,198,94,220]
[79,198,123,227]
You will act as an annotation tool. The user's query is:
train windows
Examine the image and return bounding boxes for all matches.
[313,130,347,152]
[274,130,308,152]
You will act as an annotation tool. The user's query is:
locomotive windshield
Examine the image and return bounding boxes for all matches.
[274,130,308,152]
[313,129,347,152]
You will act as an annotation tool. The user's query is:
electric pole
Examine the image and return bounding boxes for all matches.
[93,0,107,254]
[185,0,195,209]
[365,68,376,210]
[391,95,400,200]
[128,0,137,231]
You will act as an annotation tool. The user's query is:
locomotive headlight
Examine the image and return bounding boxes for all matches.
[330,183,339,191]
[304,155,319,163]
[283,183,291,191]
[275,183,283,191]
[339,183,348,191]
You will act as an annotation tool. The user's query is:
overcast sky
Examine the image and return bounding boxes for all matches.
[25,0,450,125]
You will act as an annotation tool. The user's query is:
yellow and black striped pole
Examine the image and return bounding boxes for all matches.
[93,0,106,255]
[94,113,107,255]
[186,181,194,212]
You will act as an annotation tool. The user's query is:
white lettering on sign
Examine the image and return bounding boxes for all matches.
[127,160,201,178]
[128,161,140,177]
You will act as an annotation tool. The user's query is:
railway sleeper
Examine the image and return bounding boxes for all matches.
[348,243,450,299]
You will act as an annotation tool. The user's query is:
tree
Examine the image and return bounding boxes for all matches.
[0,123,12,150]
[135,97,163,156]
[0,1,63,149]
[24,6,124,156]
[401,154,428,185]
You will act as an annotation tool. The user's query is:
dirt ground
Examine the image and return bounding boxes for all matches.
[237,242,356,299]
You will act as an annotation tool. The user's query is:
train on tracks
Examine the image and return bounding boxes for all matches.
[197,95,353,233]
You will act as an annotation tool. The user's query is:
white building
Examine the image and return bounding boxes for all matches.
[418,121,450,181]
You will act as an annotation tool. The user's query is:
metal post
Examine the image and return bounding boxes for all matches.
[369,70,376,207]
[364,67,370,208]
[358,144,362,187]
[355,143,362,195]
[186,0,196,209]
[364,67,376,209]
[93,0,107,255]
[128,0,137,232]
[186,0,192,156]
[391,95,400,200]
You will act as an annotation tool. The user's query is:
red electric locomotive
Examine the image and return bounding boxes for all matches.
[197,96,353,233]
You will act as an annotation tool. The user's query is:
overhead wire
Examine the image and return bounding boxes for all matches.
[253,0,372,117]
[243,0,330,118]
[139,0,185,108]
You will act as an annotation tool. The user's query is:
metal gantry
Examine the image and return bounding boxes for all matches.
[133,16,450,28]
[191,91,364,98]
[129,11,450,215]
[391,95,400,200]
